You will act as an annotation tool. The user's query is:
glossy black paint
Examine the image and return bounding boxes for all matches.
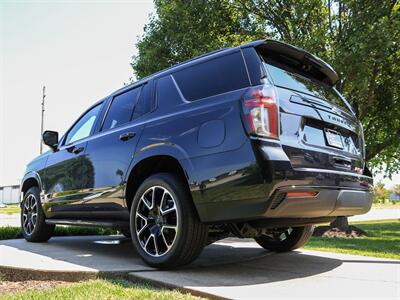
[21,39,373,227]
[42,131,59,151]
[40,138,90,215]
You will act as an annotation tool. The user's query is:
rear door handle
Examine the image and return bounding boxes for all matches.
[119,132,136,141]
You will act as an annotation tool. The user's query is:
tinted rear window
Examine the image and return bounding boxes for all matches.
[263,59,351,112]
[102,87,141,131]
[173,52,249,101]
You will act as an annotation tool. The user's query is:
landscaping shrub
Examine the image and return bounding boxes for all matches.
[0,226,119,240]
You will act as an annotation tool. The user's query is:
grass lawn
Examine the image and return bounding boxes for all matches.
[305,219,400,259]
[0,204,20,215]
[0,279,203,300]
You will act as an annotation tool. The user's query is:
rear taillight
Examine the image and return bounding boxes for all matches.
[242,85,279,139]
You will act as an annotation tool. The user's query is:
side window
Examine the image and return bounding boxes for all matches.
[173,52,249,101]
[131,83,152,120]
[65,104,102,145]
[102,87,141,131]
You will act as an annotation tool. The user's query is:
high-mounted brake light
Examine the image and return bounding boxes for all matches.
[242,85,279,139]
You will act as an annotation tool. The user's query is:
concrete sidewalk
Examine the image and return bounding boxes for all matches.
[0,236,398,299]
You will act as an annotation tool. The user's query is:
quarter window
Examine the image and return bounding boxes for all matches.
[131,83,152,120]
[102,87,141,131]
[173,52,249,101]
[65,104,101,145]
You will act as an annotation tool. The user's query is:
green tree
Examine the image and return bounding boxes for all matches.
[132,0,264,77]
[132,0,400,176]
[373,181,390,203]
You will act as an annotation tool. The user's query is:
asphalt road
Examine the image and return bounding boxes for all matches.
[349,208,399,221]
[0,236,398,299]
[0,214,19,227]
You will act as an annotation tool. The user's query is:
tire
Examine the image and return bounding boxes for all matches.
[130,173,208,268]
[21,187,55,242]
[254,225,314,252]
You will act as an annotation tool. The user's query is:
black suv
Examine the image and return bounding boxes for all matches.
[21,40,373,268]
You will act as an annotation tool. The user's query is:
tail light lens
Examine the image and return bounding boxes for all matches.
[242,84,279,139]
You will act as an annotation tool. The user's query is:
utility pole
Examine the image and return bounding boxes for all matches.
[40,86,45,154]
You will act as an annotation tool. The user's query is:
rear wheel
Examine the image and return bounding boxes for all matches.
[254,225,314,252]
[21,187,55,242]
[130,173,208,268]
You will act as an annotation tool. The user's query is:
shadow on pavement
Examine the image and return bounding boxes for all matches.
[1,235,343,286]
[144,248,343,287]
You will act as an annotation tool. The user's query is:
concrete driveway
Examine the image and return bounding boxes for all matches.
[0,236,398,299]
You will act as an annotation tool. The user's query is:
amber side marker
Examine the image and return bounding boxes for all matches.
[286,191,318,198]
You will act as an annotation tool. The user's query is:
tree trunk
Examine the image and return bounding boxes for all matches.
[330,216,349,230]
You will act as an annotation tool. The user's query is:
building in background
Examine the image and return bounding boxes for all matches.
[389,193,400,203]
[0,185,20,204]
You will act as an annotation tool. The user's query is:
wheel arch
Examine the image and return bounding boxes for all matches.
[124,152,197,217]
[20,172,42,200]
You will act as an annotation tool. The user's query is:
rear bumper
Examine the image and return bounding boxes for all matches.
[196,180,373,224]
[265,187,372,218]
[253,138,373,220]
[188,139,373,224]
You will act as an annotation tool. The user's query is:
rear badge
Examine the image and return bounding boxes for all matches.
[324,129,344,149]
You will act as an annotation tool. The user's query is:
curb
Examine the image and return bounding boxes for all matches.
[0,265,225,300]
[128,272,228,300]
[0,265,130,282]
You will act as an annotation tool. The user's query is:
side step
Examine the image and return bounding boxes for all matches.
[45,219,129,228]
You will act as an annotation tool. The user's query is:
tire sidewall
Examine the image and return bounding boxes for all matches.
[130,174,188,267]
[255,225,314,252]
[21,187,52,241]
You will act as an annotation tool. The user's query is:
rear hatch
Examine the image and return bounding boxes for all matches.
[255,42,365,174]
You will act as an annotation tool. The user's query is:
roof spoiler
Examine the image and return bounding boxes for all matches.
[244,39,339,86]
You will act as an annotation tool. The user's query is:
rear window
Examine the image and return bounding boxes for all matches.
[173,52,249,101]
[261,57,351,113]
[102,87,141,131]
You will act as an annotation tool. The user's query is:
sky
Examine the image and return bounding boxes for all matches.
[0,0,154,185]
[0,0,399,189]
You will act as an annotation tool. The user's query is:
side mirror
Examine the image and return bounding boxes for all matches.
[42,130,59,151]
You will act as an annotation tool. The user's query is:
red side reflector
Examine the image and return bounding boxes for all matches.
[287,191,318,198]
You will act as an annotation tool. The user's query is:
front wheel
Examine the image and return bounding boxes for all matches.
[21,187,55,242]
[254,225,314,252]
[130,173,208,268]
